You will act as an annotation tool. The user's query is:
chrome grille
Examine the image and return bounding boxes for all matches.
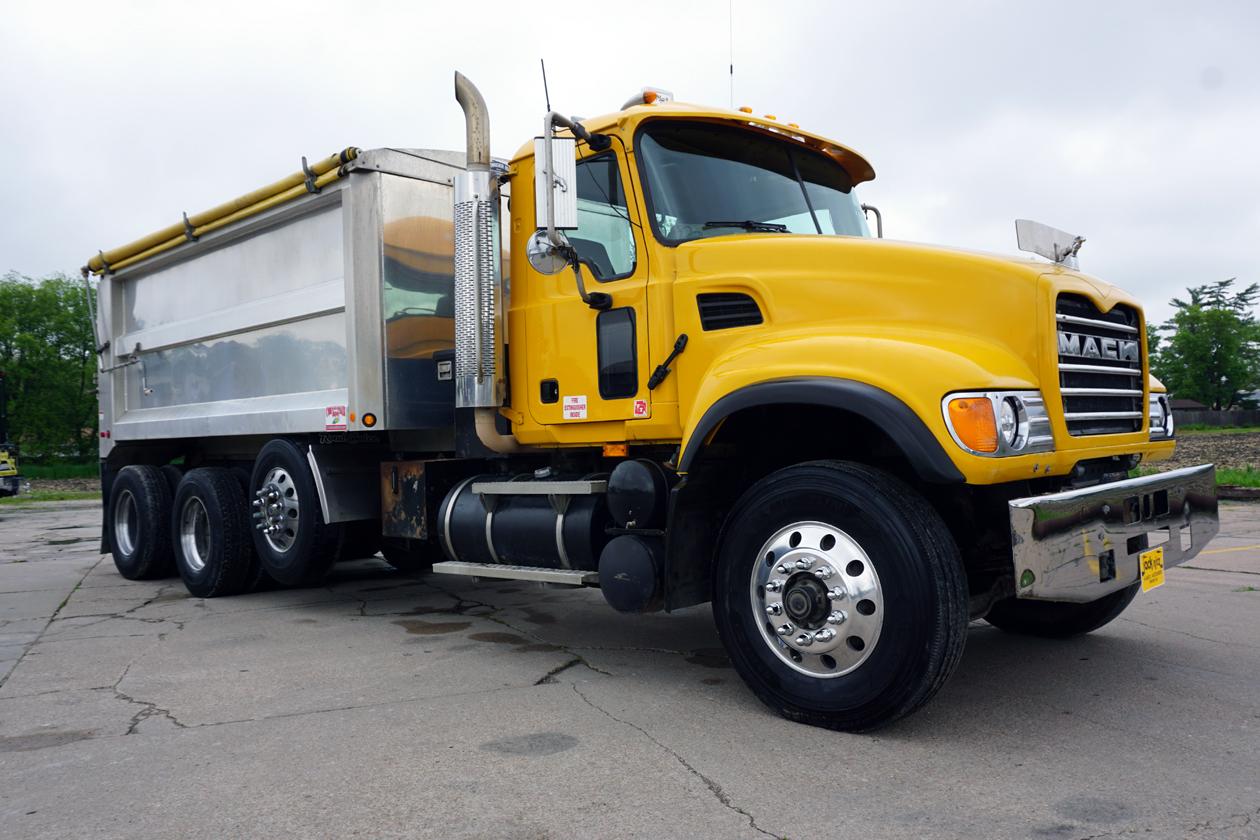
[1056,294,1143,436]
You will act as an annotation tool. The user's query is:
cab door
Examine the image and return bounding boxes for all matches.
[523,149,651,438]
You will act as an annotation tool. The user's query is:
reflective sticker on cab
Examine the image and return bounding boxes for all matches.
[562,395,587,420]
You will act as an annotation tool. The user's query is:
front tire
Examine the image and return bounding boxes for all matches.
[714,461,967,732]
[108,465,175,580]
[171,468,255,598]
[984,584,1139,638]
[248,439,341,587]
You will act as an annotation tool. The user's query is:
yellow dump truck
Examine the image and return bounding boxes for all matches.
[85,74,1218,730]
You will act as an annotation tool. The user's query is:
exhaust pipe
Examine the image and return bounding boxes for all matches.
[453,72,519,453]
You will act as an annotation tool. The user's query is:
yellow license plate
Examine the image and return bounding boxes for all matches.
[1140,546,1165,592]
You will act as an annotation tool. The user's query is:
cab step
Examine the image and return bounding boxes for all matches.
[431,561,598,586]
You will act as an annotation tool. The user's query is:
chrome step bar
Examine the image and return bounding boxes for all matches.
[471,479,607,496]
[431,560,598,586]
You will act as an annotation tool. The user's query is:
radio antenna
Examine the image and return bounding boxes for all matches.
[728,0,734,108]
[540,58,552,112]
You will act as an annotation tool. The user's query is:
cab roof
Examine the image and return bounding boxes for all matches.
[510,100,876,185]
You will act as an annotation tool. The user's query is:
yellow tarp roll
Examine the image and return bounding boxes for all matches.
[86,147,359,275]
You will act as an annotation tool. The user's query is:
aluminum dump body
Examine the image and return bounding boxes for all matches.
[95,149,471,454]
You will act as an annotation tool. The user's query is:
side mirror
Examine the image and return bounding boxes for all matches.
[526,229,570,275]
[534,136,577,232]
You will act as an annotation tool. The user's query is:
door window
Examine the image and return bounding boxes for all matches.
[570,154,636,281]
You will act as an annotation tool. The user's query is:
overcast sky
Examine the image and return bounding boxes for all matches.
[2,0,1256,324]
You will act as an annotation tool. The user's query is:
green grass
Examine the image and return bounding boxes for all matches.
[0,490,101,505]
[1130,465,1260,487]
[1178,424,1260,435]
[19,462,98,479]
[1216,466,1260,488]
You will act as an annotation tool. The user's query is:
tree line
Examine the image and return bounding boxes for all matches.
[0,273,98,460]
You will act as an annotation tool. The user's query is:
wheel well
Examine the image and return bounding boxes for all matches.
[692,402,923,486]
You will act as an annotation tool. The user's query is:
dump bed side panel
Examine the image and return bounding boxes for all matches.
[97,149,467,450]
[107,190,349,441]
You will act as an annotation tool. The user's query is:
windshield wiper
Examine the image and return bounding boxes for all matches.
[702,220,789,233]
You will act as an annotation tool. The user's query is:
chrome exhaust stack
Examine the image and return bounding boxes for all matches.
[453,72,504,410]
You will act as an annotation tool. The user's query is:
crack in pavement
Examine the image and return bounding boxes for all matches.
[112,661,188,735]
[570,683,777,839]
[1118,615,1257,649]
[1072,804,1260,839]
[533,655,612,685]
[0,559,100,690]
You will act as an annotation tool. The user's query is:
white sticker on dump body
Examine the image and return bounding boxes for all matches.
[325,405,348,431]
[562,395,587,420]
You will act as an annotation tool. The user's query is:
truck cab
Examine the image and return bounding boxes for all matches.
[86,75,1218,731]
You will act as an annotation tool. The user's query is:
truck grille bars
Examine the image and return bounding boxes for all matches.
[1055,294,1144,436]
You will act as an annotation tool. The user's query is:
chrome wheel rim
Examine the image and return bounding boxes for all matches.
[749,520,884,678]
[113,489,138,555]
[179,496,211,573]
[255,467,299,553]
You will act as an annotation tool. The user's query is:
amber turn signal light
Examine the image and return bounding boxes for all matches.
[946,397,997,453]
[362,413,377,428]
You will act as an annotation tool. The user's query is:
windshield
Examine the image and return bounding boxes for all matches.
[638,121,870,244]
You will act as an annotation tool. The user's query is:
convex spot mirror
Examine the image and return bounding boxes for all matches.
[527,229,570,275]
[534,136,577,231]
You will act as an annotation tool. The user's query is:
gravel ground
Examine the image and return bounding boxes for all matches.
[25,478,100,494]
[1153,430,1260,473]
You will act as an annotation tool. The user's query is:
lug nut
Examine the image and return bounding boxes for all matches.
[795,633,814,647]
[813,565,835,580]
[828,610,847,625]
[765,603,783,616]
[765,580,784,593]
[827,587,846,601]
[795,557,814,570]
[814,628,837,642]
[776,624,794,637]
[776,563,792,575]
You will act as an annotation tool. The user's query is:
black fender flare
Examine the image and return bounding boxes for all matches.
[677,377,964,484]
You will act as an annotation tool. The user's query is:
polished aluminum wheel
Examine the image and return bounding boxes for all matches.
[254,467,299,553]
[749,521,884,677]
[178,496,211,573]
[113,489,139,556]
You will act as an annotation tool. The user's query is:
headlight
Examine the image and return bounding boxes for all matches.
[943,391,1053,457]
[1149,394,1174,439]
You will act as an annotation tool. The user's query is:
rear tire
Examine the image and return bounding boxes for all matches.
[248,439,341,587]
[985,584,1139,638]
[107,465,175,580]
[713,460,968,732]
[171,468,255,598]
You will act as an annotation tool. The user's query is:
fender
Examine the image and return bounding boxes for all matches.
[678,377,965,484]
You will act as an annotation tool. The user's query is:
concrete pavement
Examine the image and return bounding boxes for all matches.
[1,499,1258,839]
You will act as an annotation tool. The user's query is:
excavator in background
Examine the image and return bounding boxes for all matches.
[0,372,22,497]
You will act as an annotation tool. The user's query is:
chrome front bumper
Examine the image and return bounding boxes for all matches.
[1009,464,1219,603]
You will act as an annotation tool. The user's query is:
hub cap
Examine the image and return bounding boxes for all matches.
[253,467,299,552]
[113,489,138,555]
[749,521,884,677]
[179,496,212,572]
